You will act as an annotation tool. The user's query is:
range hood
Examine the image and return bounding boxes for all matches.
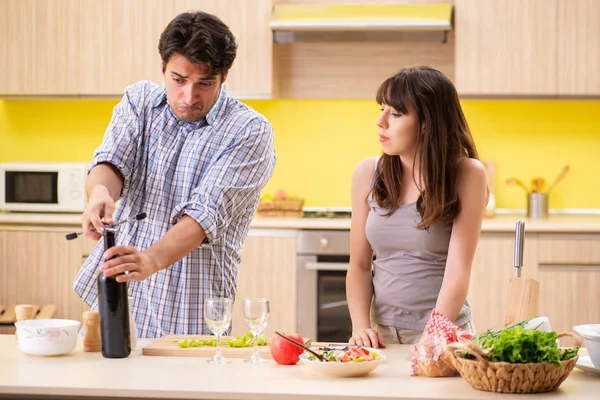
[270,4,453,43]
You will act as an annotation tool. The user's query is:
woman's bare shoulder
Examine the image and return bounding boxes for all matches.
[354,156,379,178]
[457,157,486,179]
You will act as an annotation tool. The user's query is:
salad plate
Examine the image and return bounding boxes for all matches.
[299,346,386,378]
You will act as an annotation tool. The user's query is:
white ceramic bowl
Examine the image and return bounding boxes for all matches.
[573,324,600,368]
[15,319,81,356]
[299,347,386,378]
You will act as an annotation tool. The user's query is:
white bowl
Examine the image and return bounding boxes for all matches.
[15,319,81,356]
[573,324,600,368]
[573,324,600,340]
[299,347,386,378]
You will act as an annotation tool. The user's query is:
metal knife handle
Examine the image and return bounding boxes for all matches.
[514,220,525,275]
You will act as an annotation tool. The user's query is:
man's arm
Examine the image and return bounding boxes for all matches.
[82,163,124,237]
[86,163,124,202]
[81,83,147,238]
[144,216,206,271]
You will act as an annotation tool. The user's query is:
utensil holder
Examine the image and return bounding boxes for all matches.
[527,192,548,219]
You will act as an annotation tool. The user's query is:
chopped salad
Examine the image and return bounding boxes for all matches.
[305,346,383,363]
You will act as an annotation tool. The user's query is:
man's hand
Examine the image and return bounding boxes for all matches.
[81,186,116,240]
[100,246,160,283]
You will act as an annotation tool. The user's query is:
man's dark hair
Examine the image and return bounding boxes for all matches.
[158,11,237,78]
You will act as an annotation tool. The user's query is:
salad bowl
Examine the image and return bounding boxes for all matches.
[299,346,386,378]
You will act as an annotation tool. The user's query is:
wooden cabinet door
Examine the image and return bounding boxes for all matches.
[0,0,80,95]
[78,0,273,98]
[0,230,88,325]
[537,236,600,335]
[467,233,539,332]
[230,233,297,337]
[454,0,558,95]
[556,0,600,95]
[78,0,171,95]
[214,0,274,99]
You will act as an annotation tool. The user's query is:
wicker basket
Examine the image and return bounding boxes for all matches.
[445,332,581,394]
[256,199,304,217]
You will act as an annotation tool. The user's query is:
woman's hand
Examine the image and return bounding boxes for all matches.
[349,327,386,349]
[100,246,160,282]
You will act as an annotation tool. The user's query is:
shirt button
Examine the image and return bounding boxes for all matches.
[153,181,158,188]
[162,147,168,152]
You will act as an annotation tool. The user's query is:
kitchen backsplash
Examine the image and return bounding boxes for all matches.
[1,98,599,210]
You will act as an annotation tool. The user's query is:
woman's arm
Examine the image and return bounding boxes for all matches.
[435,158,488,322]
[347,157,385,348]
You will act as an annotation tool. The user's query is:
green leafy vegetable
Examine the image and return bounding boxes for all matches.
[465,326,579,366]
[173,333,267,348]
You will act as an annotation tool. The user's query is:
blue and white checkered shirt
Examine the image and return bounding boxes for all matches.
[73,81,276,338]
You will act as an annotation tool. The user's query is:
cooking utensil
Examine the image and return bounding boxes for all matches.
[65,212,147,240]
[274,331,326,362]
[504,221,540,327]
[506,178,530,193]
[546,165,570,194]
[531,177,545,193]
[514,220,525,278]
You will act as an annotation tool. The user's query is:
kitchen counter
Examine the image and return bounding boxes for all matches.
[0,335,598,400]
[2,212,600,233]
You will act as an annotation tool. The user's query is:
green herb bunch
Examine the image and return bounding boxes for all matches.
[469,327,579,366]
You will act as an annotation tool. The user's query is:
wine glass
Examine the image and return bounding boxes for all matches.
[242,298,270,364]
[204,297,233,364]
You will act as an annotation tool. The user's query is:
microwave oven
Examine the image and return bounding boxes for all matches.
[0,162,87,213]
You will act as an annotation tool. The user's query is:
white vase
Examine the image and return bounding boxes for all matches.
[128,296,138,351]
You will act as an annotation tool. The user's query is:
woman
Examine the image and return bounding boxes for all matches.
[347,66,487,348]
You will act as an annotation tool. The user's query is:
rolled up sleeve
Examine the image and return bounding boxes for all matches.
[88,82,145,196]
[171,118,276,244]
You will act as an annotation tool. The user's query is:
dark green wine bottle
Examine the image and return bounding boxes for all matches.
[97,227,131,358]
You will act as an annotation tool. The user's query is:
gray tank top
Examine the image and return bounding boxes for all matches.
[365,175,472,330]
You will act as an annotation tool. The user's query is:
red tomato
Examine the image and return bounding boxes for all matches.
[270,333,304,365]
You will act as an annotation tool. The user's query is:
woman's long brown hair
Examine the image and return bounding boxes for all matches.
[371,66,480,230]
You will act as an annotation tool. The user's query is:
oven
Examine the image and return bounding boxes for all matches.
[296,230,353,342]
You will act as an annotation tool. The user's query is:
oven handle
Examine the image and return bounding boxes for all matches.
[304,262,349,271]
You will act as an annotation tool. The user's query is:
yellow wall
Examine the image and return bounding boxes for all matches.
[1,99,599,209]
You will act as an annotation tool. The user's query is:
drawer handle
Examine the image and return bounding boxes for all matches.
[305,262,348,271]
[539,263,600,271]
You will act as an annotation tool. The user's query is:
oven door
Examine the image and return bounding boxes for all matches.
[297,255,352,342]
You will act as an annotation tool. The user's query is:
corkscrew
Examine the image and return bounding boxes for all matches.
[65,212,147,240]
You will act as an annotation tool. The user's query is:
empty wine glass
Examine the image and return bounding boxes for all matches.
[242,298,270,364]
[204,297,233,364]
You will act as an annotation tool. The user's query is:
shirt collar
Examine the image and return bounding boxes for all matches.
[152,83,228,128]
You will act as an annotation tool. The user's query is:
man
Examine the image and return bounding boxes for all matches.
[73,11,276,338]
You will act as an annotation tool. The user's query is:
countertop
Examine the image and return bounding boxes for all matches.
[0,335,598,400]
[1,212,600,233]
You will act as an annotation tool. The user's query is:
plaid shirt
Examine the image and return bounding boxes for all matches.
[73,81,276,338]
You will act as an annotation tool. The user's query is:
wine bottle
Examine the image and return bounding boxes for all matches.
[97,227,131,358]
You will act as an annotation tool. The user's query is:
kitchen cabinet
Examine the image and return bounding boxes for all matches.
[0,229,89,333]
[0,0,81,95]
[556,0,600,95]
[231,231,297,337]
[0,0,274,98]
[454,0,558,95]
[537,235,600,335]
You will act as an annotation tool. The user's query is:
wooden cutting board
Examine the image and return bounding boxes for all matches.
[142,335,311,358]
